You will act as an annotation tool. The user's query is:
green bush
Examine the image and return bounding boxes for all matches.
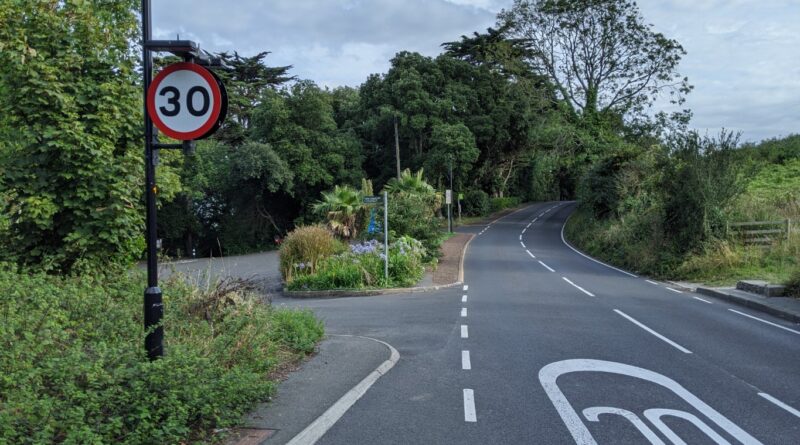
[280,225,345,282]
[0,271,323,444]
[490,196,521,213]
[785,268,800,298]
[462,190,490,216]
[386,191,442,256]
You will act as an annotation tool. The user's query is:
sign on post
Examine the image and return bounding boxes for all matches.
[363,196,382,204]
[445,189,452,205]
[147,62,227,140]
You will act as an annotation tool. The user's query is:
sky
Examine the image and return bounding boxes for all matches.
[152,0,800,143]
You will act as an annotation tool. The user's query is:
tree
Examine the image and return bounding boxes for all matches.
[312,185,363,239]
[499,0,691,119]
[0,0,143,273]
[423,123,479,190]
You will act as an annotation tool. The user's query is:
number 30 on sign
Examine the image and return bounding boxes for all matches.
[147,62,227,140]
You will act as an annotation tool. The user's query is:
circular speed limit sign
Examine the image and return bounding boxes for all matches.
[147,62,226,140]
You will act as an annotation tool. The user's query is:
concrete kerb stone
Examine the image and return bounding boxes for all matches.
[695,287,800,324]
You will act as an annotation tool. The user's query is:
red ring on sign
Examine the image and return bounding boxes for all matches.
[147,62,222,141]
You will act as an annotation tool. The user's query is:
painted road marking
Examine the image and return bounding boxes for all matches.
[758,393,800,418]
[728,309,800,335]
[519,234,522,240]
[462,350,471,370]
[462,294,468,303]
[461,325,468,338]
[532,218,538,223]
[522,228,526,234]
[538,261,555,272]
[526,223,531,229]
[666,288,683,294]
[521,241,526,248]
[526,250,536,259]
[562,277,595,297]
[560,221,638,278]
[463,285,469,291]
[646,279,659,285]
[614,309,692,353]
[539,359,763,445]
[693,296,713,304]
[461,307,468,317]
[463,389,477,422]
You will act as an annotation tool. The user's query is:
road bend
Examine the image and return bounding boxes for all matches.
[281,202,800,444]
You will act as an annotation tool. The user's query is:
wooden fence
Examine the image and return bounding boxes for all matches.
[727,219,792,246]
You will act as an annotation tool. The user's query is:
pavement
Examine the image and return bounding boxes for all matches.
[268,201,800,444]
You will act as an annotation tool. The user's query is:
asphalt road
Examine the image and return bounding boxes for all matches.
[275,202,800,444]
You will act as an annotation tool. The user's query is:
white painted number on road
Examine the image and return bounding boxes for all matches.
[539,359,763,445]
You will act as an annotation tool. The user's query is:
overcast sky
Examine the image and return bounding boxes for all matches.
[152,0,799,143]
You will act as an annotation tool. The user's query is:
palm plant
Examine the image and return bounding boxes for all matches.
[312,185,363,239]
[384,168,435,195]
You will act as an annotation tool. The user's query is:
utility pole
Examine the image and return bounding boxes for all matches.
[141,0,163,360]
[448,155,453,233]
[394,115,401,179]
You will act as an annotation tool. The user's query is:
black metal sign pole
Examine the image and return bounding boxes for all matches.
[142,0,163,360]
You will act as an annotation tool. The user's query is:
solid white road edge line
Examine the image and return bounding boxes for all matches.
[758,393,800,418]
[614,309,692,354]
[728,309,800,335]
[462,351,471,370]
[286,335,400,445]
[463,389,477,422]
[462,294,468,303]
[461,325,469,338]
[693,296,713,304]
[562,277,595,297]
[461,307,468,317]
[560,217,638,278]
[526,250,535,259]
[538,261,555,273]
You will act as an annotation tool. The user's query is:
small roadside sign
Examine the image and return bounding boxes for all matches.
[147,62,227,140]
[363,196,382,204]
[446,189,452,205]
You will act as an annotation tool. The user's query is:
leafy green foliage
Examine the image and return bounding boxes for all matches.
[0,271,323,444]
[313,185,364,239]
[462,189,490,216]
[279,225,345,282]
[490,196,521,213]
[0,0,145,273]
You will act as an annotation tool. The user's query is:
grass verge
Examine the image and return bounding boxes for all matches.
[0,269,323,444]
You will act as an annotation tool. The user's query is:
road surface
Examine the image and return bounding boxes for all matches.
[275,201,800,444]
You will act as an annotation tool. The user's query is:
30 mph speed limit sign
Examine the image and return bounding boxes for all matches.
[147,62,227,140]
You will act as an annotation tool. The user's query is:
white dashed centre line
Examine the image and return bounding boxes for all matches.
[520,241,526,248]
[462,294,468,303]
[759,393,800,418]
[666,288,683,294]
[614,309,692,354]
[519,234,522,240]
[461,308,468,317]
[728,309,800,335]
[526,250,536,259]
[538,261,555,272]
[461,325,469,338]
[693,296,713,304]
[645,279,659,285]
[562,277,594,297]
[463,285,469,291]
[463,389,477,422]
[462,351,471,370]
[522,228,526,234]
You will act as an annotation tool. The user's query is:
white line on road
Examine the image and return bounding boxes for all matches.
[532,218,538,223]
[728,309,800,335]
[520,241,526,248]
[693,296,713,304]
[522,228,526,234]
[526,223,531,229]
[461,325,469,338]
[463,285,469,291]
[646,279,659,285]
[666,288,683,294]
[463,389,477,422]
[519,234,522,240]
[462,294,468,303]
[462,351,472,370]
[560,220,638,278]
[614,309,692,354]
[461,308,468,317]
[562,277,595,297]
[526,250,536,259]
[538,261,555,272]
[759,393,800,418]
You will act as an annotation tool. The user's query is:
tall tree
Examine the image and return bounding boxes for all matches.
[499,0,691,119]
[0,0,142,272]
